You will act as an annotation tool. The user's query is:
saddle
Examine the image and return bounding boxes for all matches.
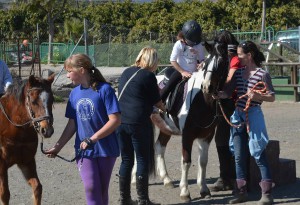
[158,67,188,116]
[158,67,188,128]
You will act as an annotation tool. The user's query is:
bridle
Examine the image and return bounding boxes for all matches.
[26,87,53,133]
[0,87,52,133]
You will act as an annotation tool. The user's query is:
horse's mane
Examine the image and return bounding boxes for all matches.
[6,78,29,103]
[202,41,229,92]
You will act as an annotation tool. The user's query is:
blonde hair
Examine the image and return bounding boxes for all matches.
[64,53,106,90]
[134,47,158,71]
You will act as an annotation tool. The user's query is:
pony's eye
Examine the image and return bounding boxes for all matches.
[31,99,39,105]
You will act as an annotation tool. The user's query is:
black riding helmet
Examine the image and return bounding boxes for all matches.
[182,20,202,46]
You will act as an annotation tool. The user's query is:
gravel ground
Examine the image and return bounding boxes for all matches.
[6,101,300,205]
[6,65,300,204]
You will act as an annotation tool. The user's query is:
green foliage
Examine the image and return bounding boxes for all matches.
[54,95,65,103]
[0,0,299,43]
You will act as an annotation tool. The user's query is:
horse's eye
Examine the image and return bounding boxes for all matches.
[31,99,39,105]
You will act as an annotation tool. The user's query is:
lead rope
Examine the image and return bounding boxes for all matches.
[40,138,85,171]
[218,81,267,133]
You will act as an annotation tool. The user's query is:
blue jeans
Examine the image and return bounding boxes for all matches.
[117,122,153,178]
[231,123,271,181]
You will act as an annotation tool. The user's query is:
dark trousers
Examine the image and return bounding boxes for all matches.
[117,122,153,178]
[214,98,236,180]
[160,70,182,102]
[214,98,235,146]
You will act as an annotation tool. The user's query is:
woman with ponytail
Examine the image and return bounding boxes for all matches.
[217,41,275,204]
[45,53,121,205]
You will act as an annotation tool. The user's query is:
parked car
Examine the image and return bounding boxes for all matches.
[275,28,299,50]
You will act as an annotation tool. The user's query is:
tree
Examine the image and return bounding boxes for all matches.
[28,0,68,64]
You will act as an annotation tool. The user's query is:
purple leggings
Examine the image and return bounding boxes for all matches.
[76,157,116,205]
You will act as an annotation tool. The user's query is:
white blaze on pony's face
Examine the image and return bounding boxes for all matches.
[27,75,55,138]
[39,90,54,135]
[201,41,228,94]
[202,55,215,94]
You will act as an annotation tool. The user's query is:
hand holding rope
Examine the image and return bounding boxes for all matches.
[218,81,267,133]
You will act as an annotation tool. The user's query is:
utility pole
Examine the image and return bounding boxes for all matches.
[84,18,89,56]
[260,0,266,41]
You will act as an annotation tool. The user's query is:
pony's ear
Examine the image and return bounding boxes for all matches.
[47,73,56,84]
[28,75,38,87]
[204,41,213,54]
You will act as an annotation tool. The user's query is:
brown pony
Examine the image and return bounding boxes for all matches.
[0,75,55,205]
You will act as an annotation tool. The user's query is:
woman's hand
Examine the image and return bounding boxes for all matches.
[212,91,228,99]
[44,145,61,158]
[181,70,192,79]
[248,91,262,102]
[197,61,205,70]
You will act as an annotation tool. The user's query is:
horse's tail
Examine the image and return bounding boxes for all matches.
[148,124,156,177]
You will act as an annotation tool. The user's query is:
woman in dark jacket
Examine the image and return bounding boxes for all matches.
[117,47,165,205]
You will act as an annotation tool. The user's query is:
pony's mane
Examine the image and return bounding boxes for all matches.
[6,78,28,103]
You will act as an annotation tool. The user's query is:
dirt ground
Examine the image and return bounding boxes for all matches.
[7,101,300,205]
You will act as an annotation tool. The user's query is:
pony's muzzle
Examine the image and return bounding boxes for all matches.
[39,120,54,138]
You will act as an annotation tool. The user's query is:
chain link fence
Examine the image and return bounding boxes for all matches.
[1,24,299,68]
[91,25,176,67]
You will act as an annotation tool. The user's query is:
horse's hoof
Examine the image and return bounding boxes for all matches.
[180,195,191,202]
[164,181,174,188]
[200,192,211,199]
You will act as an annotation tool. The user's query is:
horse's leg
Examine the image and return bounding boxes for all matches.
[196,138,211,198]
[18,160,42,205]
[155,132,174,188]
[179,136,193,202]
[0,162,10,205]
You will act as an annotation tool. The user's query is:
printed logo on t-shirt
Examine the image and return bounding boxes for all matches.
[76,98,95,121]
[183,46,198,64]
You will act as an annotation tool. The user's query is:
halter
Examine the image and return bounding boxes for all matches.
[0,87,52,132]
[26,87,53,133]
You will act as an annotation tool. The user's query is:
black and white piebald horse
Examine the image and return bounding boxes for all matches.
[133,41,229,202]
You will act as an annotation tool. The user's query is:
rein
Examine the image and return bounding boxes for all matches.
[218,81,267,133]
[194,98,222,129]
[0,101,32,127]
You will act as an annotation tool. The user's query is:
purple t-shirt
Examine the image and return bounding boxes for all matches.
[66,82,120,158]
